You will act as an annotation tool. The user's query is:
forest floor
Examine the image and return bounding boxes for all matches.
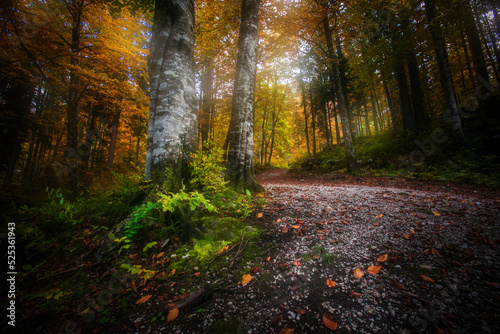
[12,168,500,334]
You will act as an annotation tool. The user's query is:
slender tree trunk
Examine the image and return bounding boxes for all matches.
[322,10,356,172]
[461,0,490,83]
[224,0,262,193]
[107,108,120,169]
[333,103,341,144]
[145,0,198,190]
[425,0,466,145]
[383,80,398,129]
[364,103,371,136]
[460,29,477,90]
[299,73,310,155]
[370,91,380,132]
[407,52,427,132]
[65,0,84,191]
[200,57,213,152]
[309,82,317,156]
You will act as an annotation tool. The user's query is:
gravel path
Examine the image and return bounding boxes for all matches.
[172,169,500,334]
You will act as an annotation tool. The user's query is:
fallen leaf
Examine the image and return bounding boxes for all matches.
[374,223,380,226]
[257,212,263,218]
[291,225,301,229]
[218,245,229,254]
[276,218,281,223]
[136,295,152,304]
[353,268,364,279]
[279,329,295,334]
[170,282,176,287]
[376,214,383,219]
[322,313,338,330]
[312,255,320,260]
[418,275,435,283]
[423,248,443,257]
[326,279,336,287]
[350,291,361,298]
[377,254,389,262]
[194,272,200,277]
[281,226,289,233]
[295,308,306,314]
[367,266,382,274]
[167,308,178,322]
[402,234,412,240]
[168,269,176,277]
[157,252,164,258]
[250,267,261,273]
[390,279,406,290]
[432,211,441,216]
[292,259,301,267]
[266,256,271,262]
[241,274,252,285]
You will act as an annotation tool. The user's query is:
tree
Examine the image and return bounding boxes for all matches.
[424,0,466,145]
[224,0,263,193]
[144,0,198,190]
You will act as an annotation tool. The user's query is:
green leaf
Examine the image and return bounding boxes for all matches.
[108,233,116,240]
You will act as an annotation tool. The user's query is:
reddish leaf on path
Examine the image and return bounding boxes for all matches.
[241,274,252,285]
[279,328,295,334]
[423,248,443,257]
[266,256,271,262]
[136,295,151,304]
[376,214,383,219]
[167,308,178,322]
[194,272,200,277]
[322,313,338,330]
[377,254,389,262]
[312,255,320,260]
[292,259,301,267]
[353,268,364,278]
[432,211,441,216]
[291,225,301,229]
[418,275,435,283]
[257,212,263,218]
[402,234,412,240]
[350,291,361,298]
[367,266,382,274]
[326,279,336,287]
[390,279,406,290]
[295,308,306,315]
[250,267,261,273]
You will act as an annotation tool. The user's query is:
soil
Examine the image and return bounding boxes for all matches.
[12,168,500,334]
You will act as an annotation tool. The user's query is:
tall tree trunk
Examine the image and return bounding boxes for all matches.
[322,10,356,172]
[460,29,477,89]
[407,52,427,132]
[425,0,466,145]
[299,72,310,155]
[461,0,490,83]
[65,0,84,192]
[200,57,213,152]
[383,80,398,129]
[370,91,380,132]
[224,0,262,193]
[364,103,371,136]
[394,63,415,132]
[145,0,198,190]
[309,82,317,156]
[107,108,120,169]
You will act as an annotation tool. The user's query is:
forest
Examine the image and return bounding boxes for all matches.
[1,0,500,333]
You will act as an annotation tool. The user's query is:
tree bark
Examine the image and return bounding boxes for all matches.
[322,10,356,172]
[145,0,198,190]
[224,0,263,193]
[107,108,120,170]
[425,0,466,145]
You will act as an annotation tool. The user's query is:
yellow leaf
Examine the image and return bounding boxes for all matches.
[257,212,263,218]
[167,308,178,322]
[353,268,364,279]
[367,266,382,275]
[432,211,441,216]
[136,295,152,304]
[241,274,252,285]
[377,254,389,262]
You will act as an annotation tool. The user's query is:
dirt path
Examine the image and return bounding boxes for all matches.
[159,169,500,333]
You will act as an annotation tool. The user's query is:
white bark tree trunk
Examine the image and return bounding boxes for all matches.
[145,0,198,188]
[224,0,263,193]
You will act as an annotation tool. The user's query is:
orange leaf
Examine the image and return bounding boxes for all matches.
[376,214,383,219]
[218,245,229,254]
[377,254,389,262]
[167,308,178,322]
[157,252,164,258]
[418,275,435,283]
[326,279,337,287]
[279,329,295,334]
[291,225,301,229]
[136,295,152,304]
[423,248,443,257]
[322,313,338,330]
[432,211,441,216]
[276,218,282,223]
[295,308,306,315]
[312,255,320,260]
[353,268,364,278]
[257,212,263,218]
[168,269,176,277]
[266,256,271,262]
[292,259,301,267]
[402,234,411,240]
[241,274,252,285]
[194,272,200,277]
[367,266,382,275]
[350,291,361,298]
